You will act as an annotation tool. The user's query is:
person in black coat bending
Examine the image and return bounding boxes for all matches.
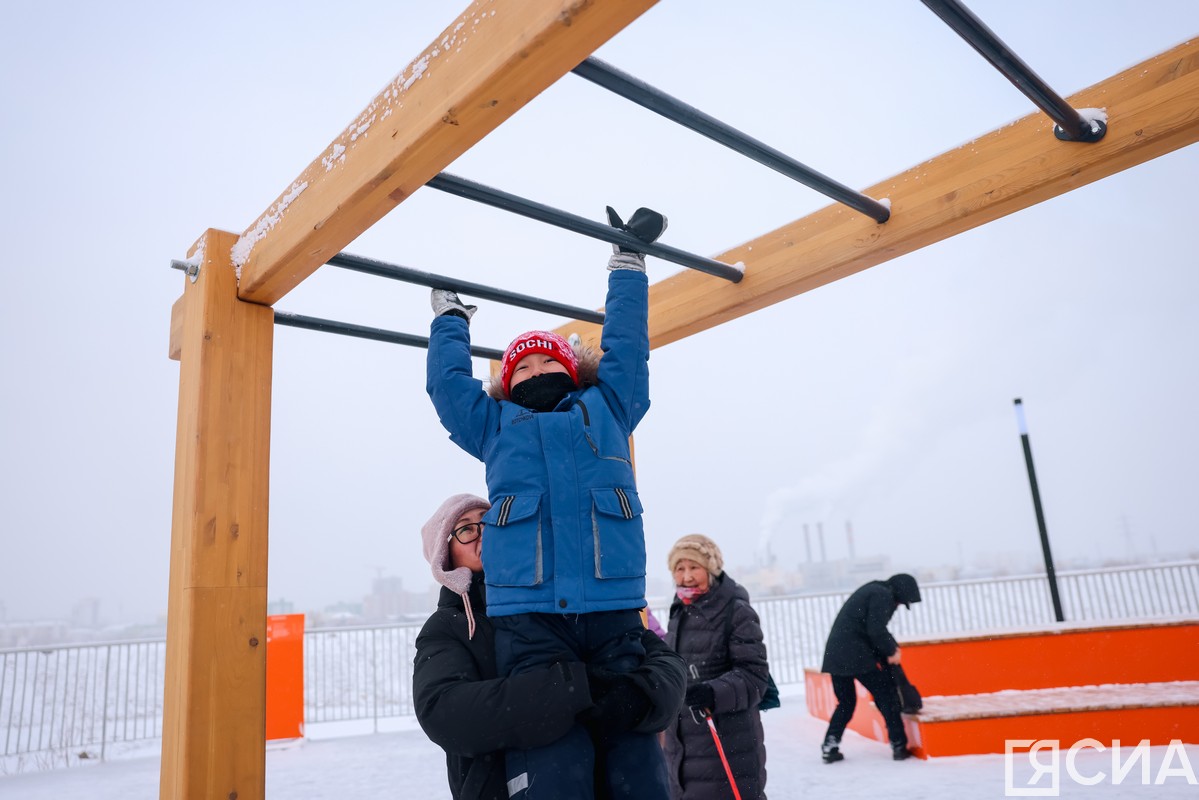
[413,493,687,800]
[819,573,921,763]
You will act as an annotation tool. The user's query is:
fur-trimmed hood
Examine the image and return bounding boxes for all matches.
[485,341,601,401]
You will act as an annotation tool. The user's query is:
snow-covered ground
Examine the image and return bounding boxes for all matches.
[2,685,1196,799]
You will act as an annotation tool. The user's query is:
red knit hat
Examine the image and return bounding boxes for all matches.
[500,330,579,396]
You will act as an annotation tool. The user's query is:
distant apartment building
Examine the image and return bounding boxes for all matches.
[363,576,440,621]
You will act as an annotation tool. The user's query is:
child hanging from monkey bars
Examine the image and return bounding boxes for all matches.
[426,206,671,800]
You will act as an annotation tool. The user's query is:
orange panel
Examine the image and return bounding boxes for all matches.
[902,623,1199,696]
[919,706,1199,757]
[808,692,1199,759]
[806,623,1199,760]
[266,614,305,740]
[804,670,834,720]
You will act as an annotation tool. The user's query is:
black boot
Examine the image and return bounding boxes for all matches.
[892,742,913,761]
[822,735,844,764]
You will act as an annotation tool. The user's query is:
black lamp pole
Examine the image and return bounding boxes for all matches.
[1013,398,1065,622]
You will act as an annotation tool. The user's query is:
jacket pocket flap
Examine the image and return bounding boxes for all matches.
[591,487,643,520]
[483,494,540,526]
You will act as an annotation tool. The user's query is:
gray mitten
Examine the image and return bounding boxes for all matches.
[431,289,477,322]
[605,206,668,272]
[607,251,647,272]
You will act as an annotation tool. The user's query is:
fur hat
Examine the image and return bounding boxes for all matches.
[668,534,724,577]
[499,330,579,396]
[421,494,490,638]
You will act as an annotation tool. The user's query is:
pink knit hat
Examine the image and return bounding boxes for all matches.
[421,493,490,638]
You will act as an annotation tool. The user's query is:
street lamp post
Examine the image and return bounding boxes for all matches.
[1013,398,1065,622]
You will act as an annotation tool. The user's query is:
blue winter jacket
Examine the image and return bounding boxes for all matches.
[427,269,650,618]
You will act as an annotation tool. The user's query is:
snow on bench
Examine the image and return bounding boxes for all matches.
[915,680,1199,723]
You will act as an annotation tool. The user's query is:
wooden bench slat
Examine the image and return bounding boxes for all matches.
[916,681,1199,723]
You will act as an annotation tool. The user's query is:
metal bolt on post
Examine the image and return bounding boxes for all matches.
[170,259,200,283]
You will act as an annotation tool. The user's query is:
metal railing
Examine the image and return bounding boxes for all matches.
[303,623,421,729]
[729,561,1199,674]
[3,561,1196,771]
[0,639,164,771]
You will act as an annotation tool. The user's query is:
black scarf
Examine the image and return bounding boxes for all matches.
[510,372,576,412]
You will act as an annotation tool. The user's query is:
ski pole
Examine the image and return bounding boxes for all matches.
[699,708,742,800]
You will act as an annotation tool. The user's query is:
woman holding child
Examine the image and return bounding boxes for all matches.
[413,492,686,800]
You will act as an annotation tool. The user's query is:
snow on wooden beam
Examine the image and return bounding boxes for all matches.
[234,0,657,307]
[561,37,1198,351]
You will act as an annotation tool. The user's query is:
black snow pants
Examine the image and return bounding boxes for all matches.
[493,609,671,800]
[824,667,907,748]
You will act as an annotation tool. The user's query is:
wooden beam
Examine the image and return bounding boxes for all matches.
[552,38,1199,350]
[161,229,273,800]
[235,0,656,307]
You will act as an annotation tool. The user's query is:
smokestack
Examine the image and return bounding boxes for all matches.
[846,520,856,560]
[817,522,827,562]
[803,523,812,563]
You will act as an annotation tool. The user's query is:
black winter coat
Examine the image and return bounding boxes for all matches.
[413,573,687,800]
[821,580,901,676]
[663,574,769,800]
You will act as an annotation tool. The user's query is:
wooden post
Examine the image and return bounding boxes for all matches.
[161,229,274,800]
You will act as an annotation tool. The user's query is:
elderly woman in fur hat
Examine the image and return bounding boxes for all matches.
[663,534,770,800]
[413,493,686,800]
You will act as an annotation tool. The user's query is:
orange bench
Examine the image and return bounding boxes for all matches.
[805,618,1199,758]
[901,618,1199,694]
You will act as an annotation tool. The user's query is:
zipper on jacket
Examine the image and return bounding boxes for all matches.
[576,400,632,465]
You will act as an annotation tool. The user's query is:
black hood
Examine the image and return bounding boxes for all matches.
[887,573,921,608]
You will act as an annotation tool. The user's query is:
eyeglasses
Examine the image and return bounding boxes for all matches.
[449,522,485,544]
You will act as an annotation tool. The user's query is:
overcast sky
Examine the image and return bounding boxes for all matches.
[2,2,1196,626]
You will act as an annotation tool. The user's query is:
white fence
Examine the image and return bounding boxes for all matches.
[303,624,420,729]
[3,561,1197,771]
[0,639,165,771]
[735,560,1199,685]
